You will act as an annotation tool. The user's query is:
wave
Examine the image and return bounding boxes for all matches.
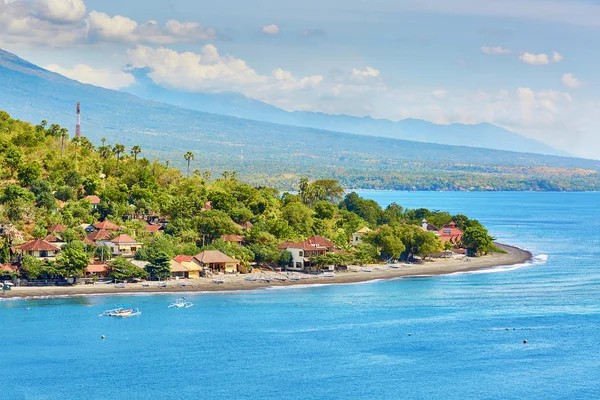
[449,253,549,276]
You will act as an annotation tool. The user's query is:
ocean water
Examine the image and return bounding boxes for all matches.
[2,192,600,399]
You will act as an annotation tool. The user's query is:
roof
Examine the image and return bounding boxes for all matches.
[307,235,336,249]
[94,220,121,230]
[355,227,371,234]
[83,237,97,247]
[241,221,253,229]
[221,234,244,242]
[1,264,18,272]
[422,223,439,232]
[80,223,95,230]
[277,241,327,252]
[87,229,112,241]
[173,255,194,263]
[84,195,101,204]
[47,224,66,233]
[111,234,139,244]
[143,225,162,233]
[130,260,149,269]
[170,260,188,272]
[44,234,63,243]
[86,263,108,273]
[20,239,60,252]
[194,250,239,264]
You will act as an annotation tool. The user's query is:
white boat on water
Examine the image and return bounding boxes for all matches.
[168,298,194,309]
[113,308,142,317]
[99,307,124,317]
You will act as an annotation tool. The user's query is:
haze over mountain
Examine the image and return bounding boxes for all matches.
[1,48,599,190]
[124,69,568,157]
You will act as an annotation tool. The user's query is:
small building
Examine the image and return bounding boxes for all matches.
[80,223,96,234]
[1,264,19,277]
[86,229,113,245]
[352,227,371,245]
[221,234,244,245]
[173,255,202,278]
[19,239,60,259]
[193,250,239,274]
[47,224,67,235]
[421,219,440,234]
[170,259,189,279]
[438,222,464,245]
[84,195,101,210]
[143,224,162,234]
[307,235,337,251]
[94,220,121,231]
[277,241,328,271]
[101,234,142,258]
[44,234,66,248]
[85,262,109,278]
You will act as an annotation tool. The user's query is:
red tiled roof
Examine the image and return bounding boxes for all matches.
[1,264,18,272]
[307,235,336,249]
[87,229,112,241]
[194,250,238,264]
[221,234,244,242]
[173,255,194,263]
[84,195,101,204]
[277,241,327,251]
[143,225,162,233]
[111,234,139,244]
[19,239,60,252]
[86,263,108,273]
[94,221,121,230]
[83,237,97,247]
[44,234,61,243]
[47,224,66,233]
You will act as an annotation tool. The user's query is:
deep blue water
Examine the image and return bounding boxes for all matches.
[2,192,600,399]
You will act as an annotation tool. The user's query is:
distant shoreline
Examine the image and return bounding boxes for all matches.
[1,244,532,301]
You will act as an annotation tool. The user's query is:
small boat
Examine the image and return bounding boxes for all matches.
[388,264,401,269]
[212,279,225,284]
[168,298,194,309]
[114,283,126,288]
[157,281,167,288]
[94,280,113,285]
[245,276,257,282]
[178,281,188,287]
[113,308,142,318]
[289,275,301,281]
[274,275,288,281]
[141,282,150,287]
[321,272,335,278]
[99,307,125,317]
[361,268,373,273]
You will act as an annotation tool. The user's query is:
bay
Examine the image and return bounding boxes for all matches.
[2,191,599,399]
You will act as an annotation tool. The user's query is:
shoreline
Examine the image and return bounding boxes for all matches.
[1,243,533,300]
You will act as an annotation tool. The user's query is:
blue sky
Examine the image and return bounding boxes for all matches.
[1,0,598,158]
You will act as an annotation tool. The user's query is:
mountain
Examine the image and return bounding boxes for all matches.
[1,48,599,191]
[123,69,568,157]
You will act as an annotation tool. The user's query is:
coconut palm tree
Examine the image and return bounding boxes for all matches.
[184,151,194,177]
[60,128,68,158]
[113,143,125,176]
[131,145,141,161]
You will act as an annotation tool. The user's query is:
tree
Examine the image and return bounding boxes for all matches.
[32,225,47,239]
[131,145,142,161]
[57,247,89,277]
[109,257,146,281]
[20,256,44,279]
[281,202,314,236]
[278,250,292,267]
[95,243,112,262]
[145,251,171,280]
[17,162,42,187]
[364,226,406,260]
[462,226,493,256]
[184,151,194,177]
[113,143,125,176]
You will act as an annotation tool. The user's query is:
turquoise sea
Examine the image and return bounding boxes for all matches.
[2,192,599,399]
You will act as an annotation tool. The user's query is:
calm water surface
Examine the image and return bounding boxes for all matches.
[2,192,599,399]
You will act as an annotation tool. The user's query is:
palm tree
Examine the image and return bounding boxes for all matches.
[113,143,125,176]
[202,171,211,181]
[184,152,194,177]
[222,171,230,179]
[131,145,141,161]
[60,128,68,158]
[165,160,170,167]
[101,137,106,145]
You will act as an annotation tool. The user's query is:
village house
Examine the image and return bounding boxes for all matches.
[47,224,66,239]
[100,234,142,258]
[19,239,60,260]
[277,241,328,271]
[86,229,113,246]
[94,220,121,231]
[170,259,189,279]
[438,222,464,245]
[173,255,202,278]
[421,219,440,234]
[307,235,337,251]
[352,227,371,245]
[84,195,101,210]
[221,234,244,245]
[44,234,66,248]
[143,224,163,234]
[79,223,96,234]
[85,262,109,278]
[193,250,240,274]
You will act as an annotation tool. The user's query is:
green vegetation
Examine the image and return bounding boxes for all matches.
[0,111,501,280]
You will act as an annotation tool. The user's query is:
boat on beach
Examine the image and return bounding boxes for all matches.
[168,298,194,309]
[321,272,335,278]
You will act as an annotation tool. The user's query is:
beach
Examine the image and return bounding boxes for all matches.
[1,244,531,300]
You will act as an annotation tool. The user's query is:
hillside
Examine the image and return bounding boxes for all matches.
[1,48,599,191]
[124,69,568,157]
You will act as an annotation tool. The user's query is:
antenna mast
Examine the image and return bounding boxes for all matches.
[76,102,81,137]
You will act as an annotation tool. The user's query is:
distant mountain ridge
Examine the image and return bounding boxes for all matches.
[124,68,569,157]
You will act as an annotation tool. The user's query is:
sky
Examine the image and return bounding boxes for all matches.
[0,0,599,159]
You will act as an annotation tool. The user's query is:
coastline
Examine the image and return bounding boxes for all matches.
[1,243,532,300]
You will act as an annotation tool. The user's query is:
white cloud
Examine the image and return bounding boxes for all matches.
[552,51,564,63]
[561,73,583,89]
[87,11,217,44]
[352,66,381,78]
[481,46,511,55]
[45,63,136,89]
[34,0,86,23]
[519,52,550,65]
[432,89,447,99]
[261,24,280,35]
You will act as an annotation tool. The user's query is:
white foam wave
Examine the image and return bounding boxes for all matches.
[450,253,549,276]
